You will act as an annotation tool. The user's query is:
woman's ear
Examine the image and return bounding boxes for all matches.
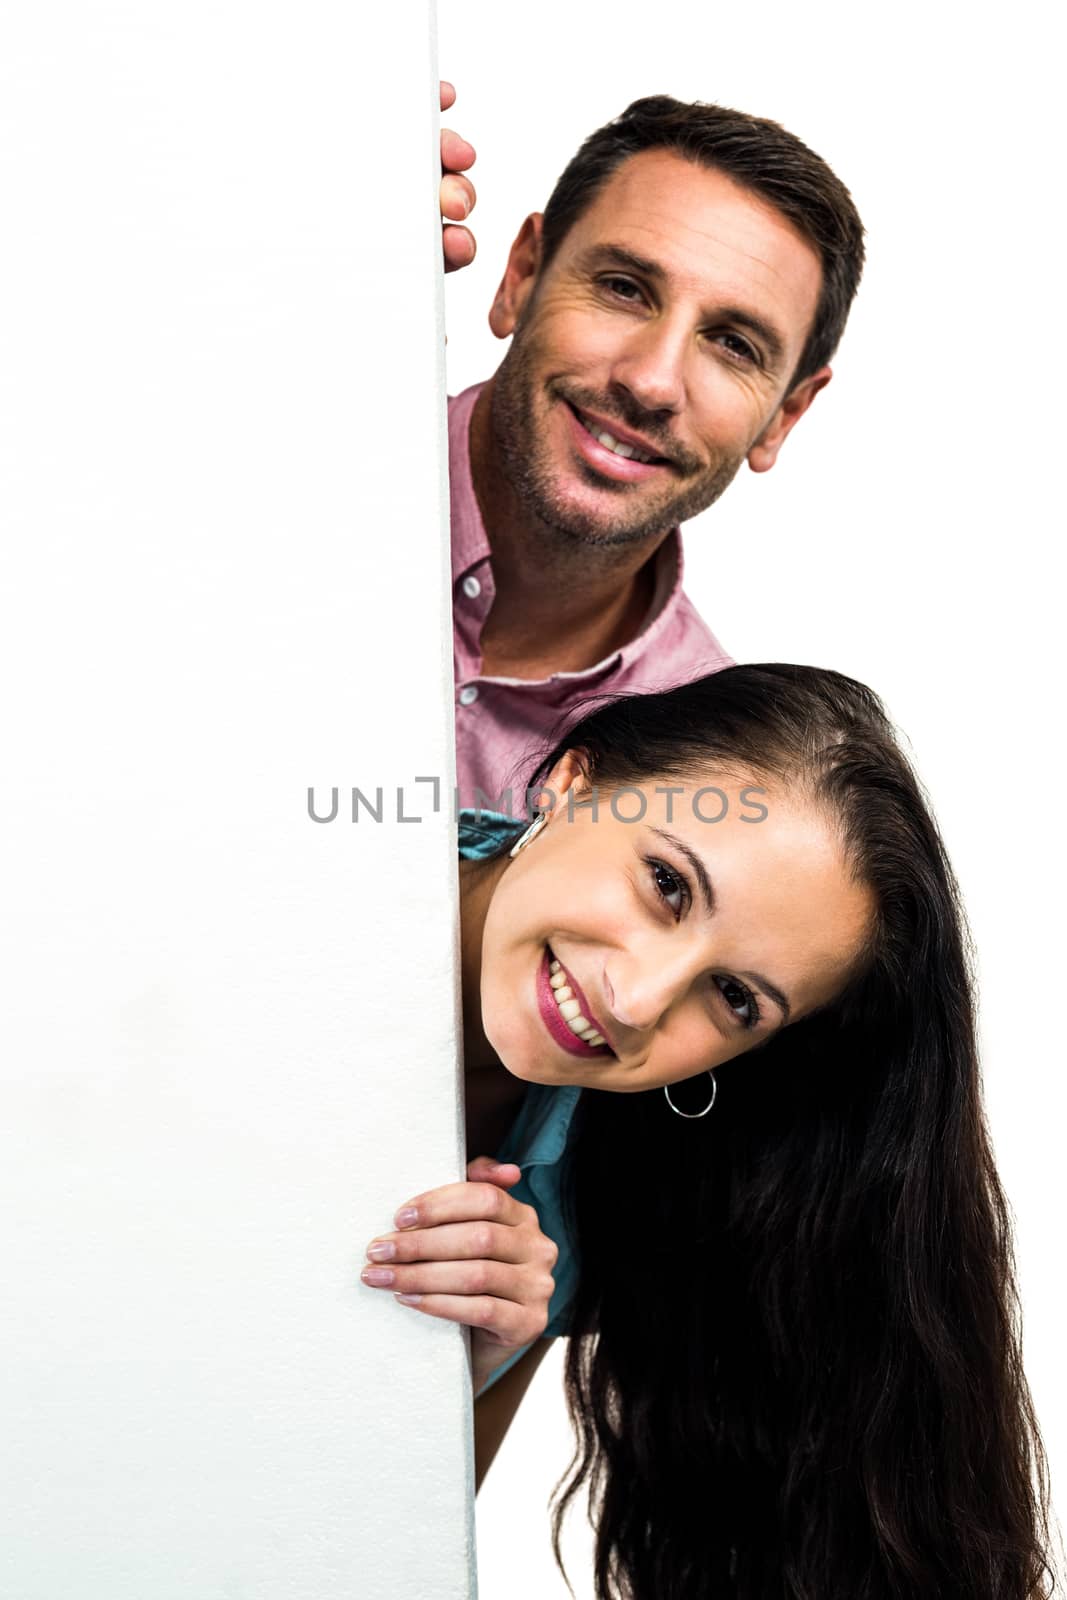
[534,747,592,820]
[488,213,544,339]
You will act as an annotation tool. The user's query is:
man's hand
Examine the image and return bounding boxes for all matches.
[440,80,477,273]
[362,1155,557,1392]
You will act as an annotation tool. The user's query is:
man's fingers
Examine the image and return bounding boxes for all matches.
[443,225,476,273]
[439,80,456,113]
[439,118,476,275]
[440,172,475,222]
[440,126,476,174]
[367,1220,527,1265]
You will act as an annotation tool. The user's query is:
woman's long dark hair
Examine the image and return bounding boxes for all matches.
[514,664,1052,1599]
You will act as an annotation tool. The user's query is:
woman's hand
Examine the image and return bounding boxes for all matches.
[440,80,477,272]
[362,1156,557,1391]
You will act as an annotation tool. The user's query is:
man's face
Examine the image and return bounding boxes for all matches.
[487,149,826,546]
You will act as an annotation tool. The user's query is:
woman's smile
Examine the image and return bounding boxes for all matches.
[536,945,614,1058]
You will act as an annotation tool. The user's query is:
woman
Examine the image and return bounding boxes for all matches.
[361,664,1053,1598]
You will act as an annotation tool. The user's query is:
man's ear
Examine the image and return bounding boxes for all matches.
[488,213,544,339]
[747,366,833,474]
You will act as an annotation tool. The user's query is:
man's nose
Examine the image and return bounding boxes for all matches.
[609,315,688,416]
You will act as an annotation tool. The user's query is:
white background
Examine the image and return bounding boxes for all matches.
[437,3,1067,1595]
[1,6,1060,1597]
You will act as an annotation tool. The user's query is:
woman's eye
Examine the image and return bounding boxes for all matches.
[647,858,688,919]
[714,975,761,1030]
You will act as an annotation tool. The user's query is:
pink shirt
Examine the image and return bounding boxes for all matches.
[450,382,733,811]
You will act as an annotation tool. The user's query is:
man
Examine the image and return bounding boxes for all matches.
[438,84,865,811]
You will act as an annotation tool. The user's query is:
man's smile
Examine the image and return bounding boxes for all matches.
[563,399,677,485]
[569,402,673,466]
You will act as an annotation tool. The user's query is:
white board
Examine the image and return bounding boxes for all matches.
[0,5,475,1596]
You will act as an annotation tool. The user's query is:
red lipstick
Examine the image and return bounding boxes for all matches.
[536,945,613,1058]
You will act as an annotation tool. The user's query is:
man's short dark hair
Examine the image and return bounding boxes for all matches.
[540,95,865,387]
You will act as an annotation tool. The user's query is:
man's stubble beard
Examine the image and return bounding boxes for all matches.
[489,324,746,549]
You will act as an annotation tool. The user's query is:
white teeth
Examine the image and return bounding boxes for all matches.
[595,428,634,458]
[548,954,608,1048]
[588,420,654,464]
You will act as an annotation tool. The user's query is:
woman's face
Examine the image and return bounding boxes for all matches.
[478,753,875,1093]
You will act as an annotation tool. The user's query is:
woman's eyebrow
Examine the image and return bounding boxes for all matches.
[647,826,715,915]
[738,971,792,1025]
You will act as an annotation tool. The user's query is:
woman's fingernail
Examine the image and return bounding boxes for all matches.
[394,1293,423,1306]
[395,1206,419,1229]
[361,1267,395,1287]
[366,1241,396,1262]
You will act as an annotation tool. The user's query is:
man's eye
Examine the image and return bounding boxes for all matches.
[647,858,688,919]
[601,275,644,303]
[713,331,758,364]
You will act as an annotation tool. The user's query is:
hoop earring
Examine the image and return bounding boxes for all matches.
[508,810,549,858]
[664,1070,717,1119]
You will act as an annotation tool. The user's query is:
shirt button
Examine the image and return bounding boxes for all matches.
[461,575,482,599]
[458,685,479,706]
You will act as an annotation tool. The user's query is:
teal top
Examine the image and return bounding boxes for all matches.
[458,810,583,1392]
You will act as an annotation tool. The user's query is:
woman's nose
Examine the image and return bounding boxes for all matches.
[603,950,695,1035]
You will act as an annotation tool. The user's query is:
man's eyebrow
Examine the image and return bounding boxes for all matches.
[577,243,667,281]
[648,826,793,1023]
[576,243,787,367]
